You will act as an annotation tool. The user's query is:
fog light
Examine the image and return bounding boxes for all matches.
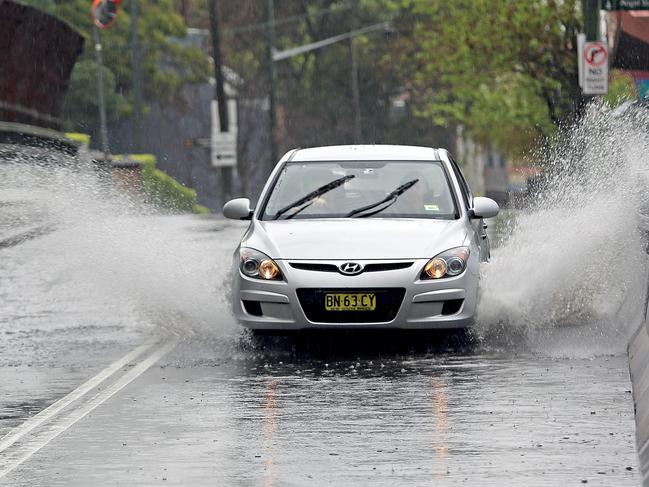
[424,258,447,279]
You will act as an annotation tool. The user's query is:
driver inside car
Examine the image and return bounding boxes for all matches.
[392,172,445,215]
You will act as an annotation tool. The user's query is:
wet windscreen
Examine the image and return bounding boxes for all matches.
[261,161,457,220]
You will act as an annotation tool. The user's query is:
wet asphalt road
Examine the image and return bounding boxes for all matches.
[0,156,641,485]
[2,342,639,486]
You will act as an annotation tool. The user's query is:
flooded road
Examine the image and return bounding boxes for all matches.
[0,143,643,485]
[2,340,640,486]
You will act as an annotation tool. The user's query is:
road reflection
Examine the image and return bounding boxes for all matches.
[263,378,278,487]
[431,376,449,479]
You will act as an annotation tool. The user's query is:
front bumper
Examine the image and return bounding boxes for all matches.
[231,258,479,330]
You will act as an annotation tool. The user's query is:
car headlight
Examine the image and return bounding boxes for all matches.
[420,247,469,279]
[239,247,282,280]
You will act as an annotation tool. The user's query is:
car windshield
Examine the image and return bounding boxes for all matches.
[261,161,457,220]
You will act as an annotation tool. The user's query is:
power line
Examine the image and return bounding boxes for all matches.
[272,21,390,61]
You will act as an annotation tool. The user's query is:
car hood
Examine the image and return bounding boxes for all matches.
[243,219,467,260]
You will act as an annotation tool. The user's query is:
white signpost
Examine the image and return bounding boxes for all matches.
[581,40,609,95]
[211,98,237,167]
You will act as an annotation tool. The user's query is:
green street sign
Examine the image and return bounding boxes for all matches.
[603,0,649,10]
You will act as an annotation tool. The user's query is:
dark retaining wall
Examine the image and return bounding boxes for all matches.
[0,0,84,130]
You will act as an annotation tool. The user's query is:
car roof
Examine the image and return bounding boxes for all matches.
[288,145,443,162]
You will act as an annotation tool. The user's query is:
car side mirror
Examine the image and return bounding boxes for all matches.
[223,198,253,220]
[470,197,499,219]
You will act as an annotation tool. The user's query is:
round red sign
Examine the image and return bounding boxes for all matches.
[583,42,608,67]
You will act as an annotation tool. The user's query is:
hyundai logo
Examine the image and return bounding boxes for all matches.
[339,262,364,275]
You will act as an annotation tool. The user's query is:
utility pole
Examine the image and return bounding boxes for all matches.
[90,0,121,161]
[92,25,110,162]
[583,0,601,41]
[179,0,189,23]
[131,0,143,152]
[208,0,232,204]
[348,37,362,144]
[266,0,278,169]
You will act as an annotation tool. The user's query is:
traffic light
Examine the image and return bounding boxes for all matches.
[91,0,120,29]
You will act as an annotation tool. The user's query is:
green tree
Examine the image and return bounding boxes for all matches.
[389,0,583,157]
[60,59,128,132]
[19,0,209,129]
[209,0,581,157]
[604,70,637,107]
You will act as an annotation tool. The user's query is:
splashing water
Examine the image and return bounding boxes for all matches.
[477,102,649,355]
[0,145,246,343]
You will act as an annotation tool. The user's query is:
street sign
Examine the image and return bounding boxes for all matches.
[211,99,237,167]
[603,0,649,10]
[582,41,609,95]
[91,0,120,29]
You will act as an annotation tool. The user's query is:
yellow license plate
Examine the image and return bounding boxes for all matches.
[324,293,376,311]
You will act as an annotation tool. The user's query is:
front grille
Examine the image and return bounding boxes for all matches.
[297,288,406,323]
[289,262,413,274]
[364,262,413,272]
[289,262,338,272]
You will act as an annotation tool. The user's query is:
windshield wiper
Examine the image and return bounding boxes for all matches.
[345,179,419,218]
[273,174,355,220]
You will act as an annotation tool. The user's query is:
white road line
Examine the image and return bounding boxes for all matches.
[0,339,178,480]
[0,341,155,453]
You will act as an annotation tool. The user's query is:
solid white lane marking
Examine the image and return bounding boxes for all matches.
[0,341,155,453]
[0,339,178,480]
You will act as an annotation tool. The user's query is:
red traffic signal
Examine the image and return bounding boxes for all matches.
[91,0,120,29]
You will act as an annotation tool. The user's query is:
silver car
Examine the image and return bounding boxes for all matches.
[223,145,499,331]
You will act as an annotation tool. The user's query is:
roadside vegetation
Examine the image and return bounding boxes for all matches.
[136,154,210,214]
[113,153,210,214]
[68,133,209,214]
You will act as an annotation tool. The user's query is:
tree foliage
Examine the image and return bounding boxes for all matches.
[604,70,638,106]
[61,59,128,131]
[209,0,585,157]
[21,0,589,159]
[19,0,209,131]
[389,0,583,157]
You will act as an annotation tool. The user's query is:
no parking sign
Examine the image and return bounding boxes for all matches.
[581,41,609,95]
